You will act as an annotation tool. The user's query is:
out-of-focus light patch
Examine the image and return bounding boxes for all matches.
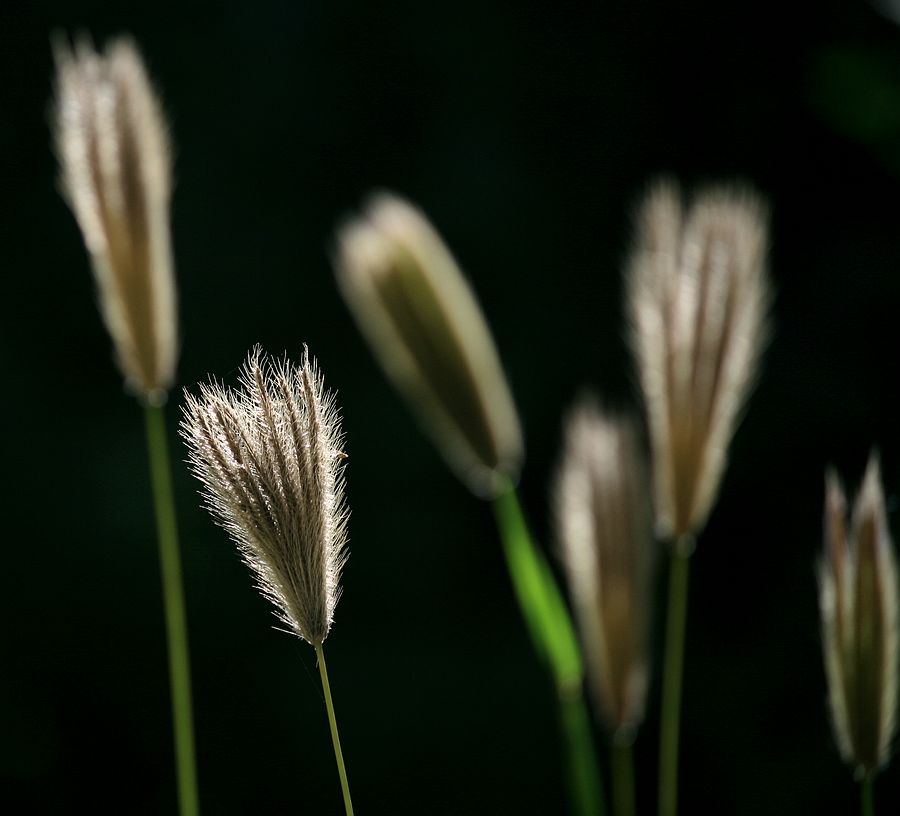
[872,0,900,25]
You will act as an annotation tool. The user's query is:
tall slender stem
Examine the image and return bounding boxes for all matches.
[861,773,874,816]
[144,403,200,816]
[493,482,606,816]
[658,545,691,816]
[316,644,354,816]
[611,739,636,816]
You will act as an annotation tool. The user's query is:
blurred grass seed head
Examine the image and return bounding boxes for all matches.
[181,348,349,647]
[335,192,523,498]
[819,453,899,775]
[556,401,654,738]
[54,37,177,402]
[627,181,771,545]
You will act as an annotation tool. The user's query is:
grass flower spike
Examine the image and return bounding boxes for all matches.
[556,402,654,816]
[181,348,354,815]
[627,182,770,544]
[181,347,348,646]
[54,37,176,402]
[335,192,522,498]
[819,453,899,799]
[557,402,653,738]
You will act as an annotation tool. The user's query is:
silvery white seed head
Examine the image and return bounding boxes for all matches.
[556,401,654,737]
[627,181,771,545]
[180,348,349,646]
[54,37,177,402]
[819,453,899,775]
[334,192,523,498]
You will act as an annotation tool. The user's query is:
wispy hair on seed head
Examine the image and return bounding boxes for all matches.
[53,35,177,401]
[180,346,349,646]
[627,180,771,542]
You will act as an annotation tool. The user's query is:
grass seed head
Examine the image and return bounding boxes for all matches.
[820,453,899,775]
[555,400,655,737]
[180,347,349,647]
[53,36,177,402]
[627,181,771,544]
[334,192,523,498]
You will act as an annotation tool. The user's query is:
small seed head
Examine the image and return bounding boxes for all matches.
[181,348,349,646]
[819,453,899,775]
[334,193,523,498]
[627,181,771,542]
[555,400,655,737]
[53,37,177,401]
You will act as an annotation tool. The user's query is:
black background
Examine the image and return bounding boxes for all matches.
[3,0,900,813]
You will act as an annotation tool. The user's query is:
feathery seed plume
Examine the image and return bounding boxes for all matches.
[54,37,177,401]
[556,401,654,737]
[181,348,349,646]
[819,453,899,774]
[627,181,770,544]
[334,192,523,498]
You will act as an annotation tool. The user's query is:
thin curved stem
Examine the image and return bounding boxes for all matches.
[658,545,691,816]
[493,482,606,816]
[316,644,354,816]
[144,403,200,816]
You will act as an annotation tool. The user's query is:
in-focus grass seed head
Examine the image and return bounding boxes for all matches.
[53,36,177,402]
[180,347,349,647]
[555,400,654,738]
[334,192,523,498]
[627,181,771,545]
[819,453,899,775]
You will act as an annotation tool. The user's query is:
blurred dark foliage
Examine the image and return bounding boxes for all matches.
[2,0,900,813]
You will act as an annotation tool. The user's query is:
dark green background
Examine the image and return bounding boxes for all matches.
[4,0,900,812]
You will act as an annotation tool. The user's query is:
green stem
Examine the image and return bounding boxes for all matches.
[658,545,691,816]
[861,773,874,816]
[559,691,606,816]
[144,403,200,816]
[493,482,606,816]
[612,739,636,816]
[315,644,354,816]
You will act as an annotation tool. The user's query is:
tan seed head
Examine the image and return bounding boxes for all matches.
[819,453,899,774]
[54,37,177,401]
[180,348,349,646]
[334,193,523,498]
[555,400,654,737]
[627,181,771,544]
